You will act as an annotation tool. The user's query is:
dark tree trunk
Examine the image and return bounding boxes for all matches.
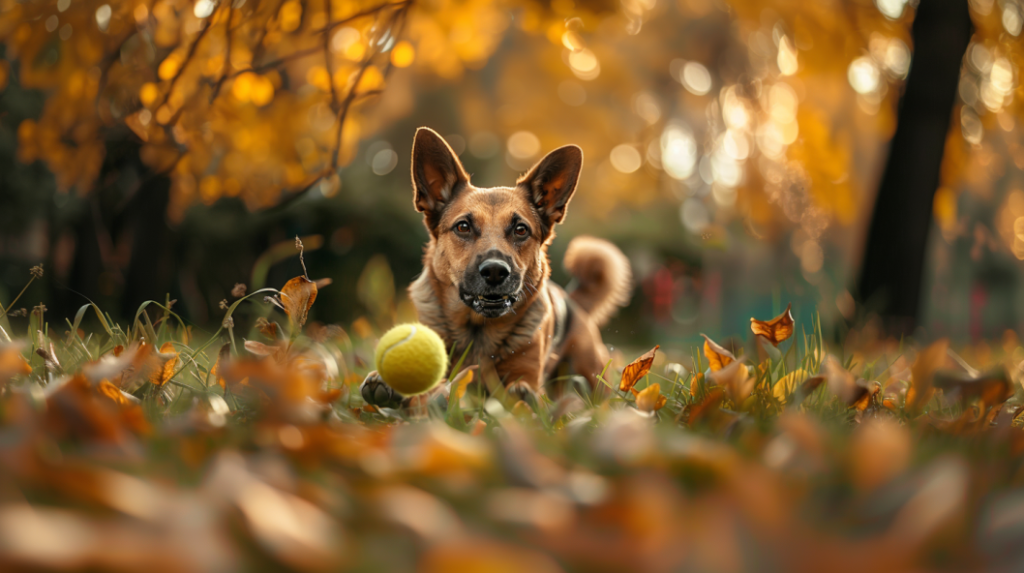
[856,0,973,334]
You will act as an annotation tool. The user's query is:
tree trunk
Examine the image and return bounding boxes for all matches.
[856,0,973,334]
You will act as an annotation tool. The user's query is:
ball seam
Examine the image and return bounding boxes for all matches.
[378,325,418,367]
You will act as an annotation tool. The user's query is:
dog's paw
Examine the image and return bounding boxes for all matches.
[360,371,404,409]
[504,380,539,407]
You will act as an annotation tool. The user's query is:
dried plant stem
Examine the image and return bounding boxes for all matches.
[0,277,37,320]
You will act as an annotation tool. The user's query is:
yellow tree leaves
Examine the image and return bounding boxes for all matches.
[750,304,795,346]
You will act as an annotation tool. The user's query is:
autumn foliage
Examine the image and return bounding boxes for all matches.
[0,251,1020,571]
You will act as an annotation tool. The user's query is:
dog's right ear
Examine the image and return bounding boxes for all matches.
[411,127,469,232]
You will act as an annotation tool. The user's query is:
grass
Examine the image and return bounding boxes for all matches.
[0,267,1023,572]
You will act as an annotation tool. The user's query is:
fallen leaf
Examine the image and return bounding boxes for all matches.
[0,342,31,387]
[702,334,735,371]
[97,379,138,406]
[275,276,319,328]
[619,345,658,392]
[710,360,754,403]
[750,303,795,346]
[687,387,725,426]
[848,380,881,411]
[210,344,231,390]
[689,371,705,397]
[149,342,178,387]
[633,383,667,412]
[933,369,1013,411]
[451,366,476,399]
[772,368,810,405]
[906,339,950,414]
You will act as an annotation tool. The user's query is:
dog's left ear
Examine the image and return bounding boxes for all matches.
[517,145,583,234]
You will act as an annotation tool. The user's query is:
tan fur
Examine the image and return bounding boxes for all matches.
[406,127,631,397]
[563,236,632,327]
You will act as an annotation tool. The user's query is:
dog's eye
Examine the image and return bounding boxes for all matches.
[454,221,471,234]
[514,223,529,238]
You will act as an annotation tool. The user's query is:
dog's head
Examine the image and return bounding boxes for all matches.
[411,127,582,319]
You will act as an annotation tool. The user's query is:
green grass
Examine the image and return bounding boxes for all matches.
[0,270,1022,572]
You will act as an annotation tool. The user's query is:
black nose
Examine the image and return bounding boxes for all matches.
[479,259,510,286]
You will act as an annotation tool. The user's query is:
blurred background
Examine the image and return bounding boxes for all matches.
[0,0,1021,351]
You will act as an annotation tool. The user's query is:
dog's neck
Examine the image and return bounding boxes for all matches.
[408,257,551,365]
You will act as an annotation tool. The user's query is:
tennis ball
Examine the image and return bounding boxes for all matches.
[374,323,448,395]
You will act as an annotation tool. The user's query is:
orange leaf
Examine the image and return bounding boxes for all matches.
[688,387,724,426]
[906,339,949,414]
[451,366,476,399]
[750,303,795,346]
[701,334,735,371]
[635,383,667,412]
[258,320,279,339]
[149,342,178,387]
[848,380,880,411]
[98,379,131,406]
[689,371,704,397]
[933,370,1013,410]
[210,344,230,390]
[0,343,32,387]
[710,361,753,403]
[619,345,659,392]
[279,276,319,328]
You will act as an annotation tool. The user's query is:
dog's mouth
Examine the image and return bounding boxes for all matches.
[460,290,520,317]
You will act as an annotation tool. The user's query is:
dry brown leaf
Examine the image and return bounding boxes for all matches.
[906,339,950,414]
[687,387,725,426]
[210,343,231,390]
[702,334,735,371]
[451,366,477,399]
[97,379,138,407]
[772,368,810,405]
[619,345,659,392]
[822,355,857,403]
[255,317,280,339]
[149,342,178,387]
[849,417,911,490]
[689,372,704,397]
[933,370,1013,410]
[750,303,795,346]
[279,276,319,328]
[848,380,881,411]
[0,343,31,387]
[710,360,754,403]
[633,383,667,412]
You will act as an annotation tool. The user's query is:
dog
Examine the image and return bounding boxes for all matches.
[362,127,631,407]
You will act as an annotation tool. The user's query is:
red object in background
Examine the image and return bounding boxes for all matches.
[645,267,676,322]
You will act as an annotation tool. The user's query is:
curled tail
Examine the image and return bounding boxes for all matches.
[563,236,632,327]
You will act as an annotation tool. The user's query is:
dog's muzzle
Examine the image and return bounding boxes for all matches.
[460,255,522,317]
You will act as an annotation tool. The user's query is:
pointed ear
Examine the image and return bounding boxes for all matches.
[517,145,583,234]
[411,127,469,231]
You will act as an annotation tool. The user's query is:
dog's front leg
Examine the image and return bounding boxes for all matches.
[495,333,548,406]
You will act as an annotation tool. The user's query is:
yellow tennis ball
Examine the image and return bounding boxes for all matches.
[374,323,448,395]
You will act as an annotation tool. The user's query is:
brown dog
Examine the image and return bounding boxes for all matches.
[364,127,631,406]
